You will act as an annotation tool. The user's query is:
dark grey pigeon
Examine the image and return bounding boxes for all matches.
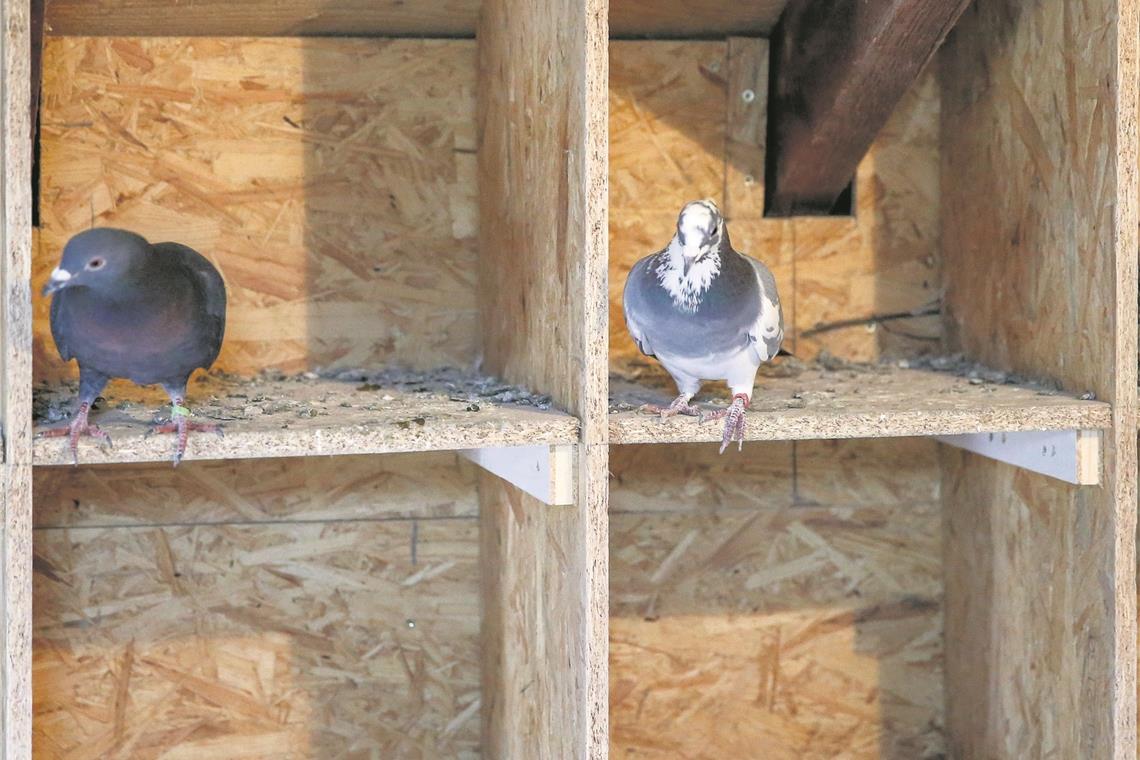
[623,199,784,453]
[41,227,226,465]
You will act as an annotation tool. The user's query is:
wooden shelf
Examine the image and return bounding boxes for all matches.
[608,364,1111,445]
[43,0,787,38]
[32,372,579,466]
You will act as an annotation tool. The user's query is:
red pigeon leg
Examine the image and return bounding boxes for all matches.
[148,393,223,466]
[37,400,113,465]
[639,393,702,419]
[701,393,749,454]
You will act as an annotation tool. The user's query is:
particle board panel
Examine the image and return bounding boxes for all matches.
[609,365,1110,446]
[609,438,939,515]
[2,0,35,755]
[609,504,943,759]
[33,517,481,759]
[794,438,941,507]
[43,0,788,38]
[476,2,609,758]
[609,441,794,513]
[479,445,609,760]
[32,374,578,466]
[35,36,479,380]
[791,70,941,361]
[939,0,1138,756]
[33,452,477,528]
[477,0,609,436]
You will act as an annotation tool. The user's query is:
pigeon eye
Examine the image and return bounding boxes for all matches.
[86,258,106,271]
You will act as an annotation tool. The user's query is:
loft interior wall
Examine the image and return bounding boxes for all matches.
[939,0,1137,756]
[35,36,479,384]
[607,38,946,760]
[609,438,944,757]
[30,29,948,760]
[608,38,941,390]
[32,453,483,757]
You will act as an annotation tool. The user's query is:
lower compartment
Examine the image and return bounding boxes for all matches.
[33,453,482,759]
[36,439,946,758]
[609,439,944,759]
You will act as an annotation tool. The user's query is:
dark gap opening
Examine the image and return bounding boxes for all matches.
[762,19,854,219]
[31,117,41,229]
[31,0,44,228]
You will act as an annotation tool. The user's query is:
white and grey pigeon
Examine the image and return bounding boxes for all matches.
[622,199,784,453]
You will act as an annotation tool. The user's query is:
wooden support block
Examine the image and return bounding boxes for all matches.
[766,0,971,214]
[935,430,1101,486]
[461,444,575,506]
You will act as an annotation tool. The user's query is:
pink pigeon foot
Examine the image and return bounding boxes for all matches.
[147,397,223,466]
[36,401,113,465]
[639,394,702,419]
[701,393,749,454]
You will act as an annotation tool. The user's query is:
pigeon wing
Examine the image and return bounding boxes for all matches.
[49,291,74,361]
[744,256,784,363]
[154,242,227,367]
[622,255,658,358]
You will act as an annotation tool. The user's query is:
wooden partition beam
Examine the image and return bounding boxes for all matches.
[43,0,783,38]
[476,0,609,756]
[0,0,33,756]
[939,0,1137,756]
[766,0,970,215]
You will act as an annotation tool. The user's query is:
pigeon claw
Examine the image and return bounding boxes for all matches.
[36,402,112,465]
[148,417,223,467]
[701,393,749,454]
[638,395,702,419]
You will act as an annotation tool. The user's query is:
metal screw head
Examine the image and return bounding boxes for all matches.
[741,89,756,104]
[406,619,416,629]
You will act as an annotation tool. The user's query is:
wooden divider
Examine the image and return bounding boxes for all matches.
[476,0,610,756]
[939,0,1138,756]
[1,0,33,756]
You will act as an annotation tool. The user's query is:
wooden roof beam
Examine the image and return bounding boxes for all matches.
[766,0,970,216]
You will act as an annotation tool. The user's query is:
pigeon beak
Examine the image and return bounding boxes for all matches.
[42,268,72,296]
[683,257,694,277]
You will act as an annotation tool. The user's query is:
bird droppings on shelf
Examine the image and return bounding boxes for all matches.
[608,355,1111,445]
[32,368,577,466]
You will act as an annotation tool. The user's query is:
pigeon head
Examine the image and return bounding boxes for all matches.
[675,199,724,275]
[43,228,152,297]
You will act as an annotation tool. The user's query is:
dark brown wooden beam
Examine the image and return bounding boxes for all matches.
[766,0,971,216]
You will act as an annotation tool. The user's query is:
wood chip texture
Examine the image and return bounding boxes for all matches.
[33,372,577,466]
[610,438,944,758]
[610,363,1109,446]
[36,37,479,380]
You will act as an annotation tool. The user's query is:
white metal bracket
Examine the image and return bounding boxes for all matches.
[461,444,576,506]
[935,429,1101,485]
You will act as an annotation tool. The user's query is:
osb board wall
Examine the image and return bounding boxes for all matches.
[940,0,1138,755]
[609,40,940,375]
[44,0,789,38]
[609,438,944,759]
[35,37,479,381]
[32,453,481,759]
